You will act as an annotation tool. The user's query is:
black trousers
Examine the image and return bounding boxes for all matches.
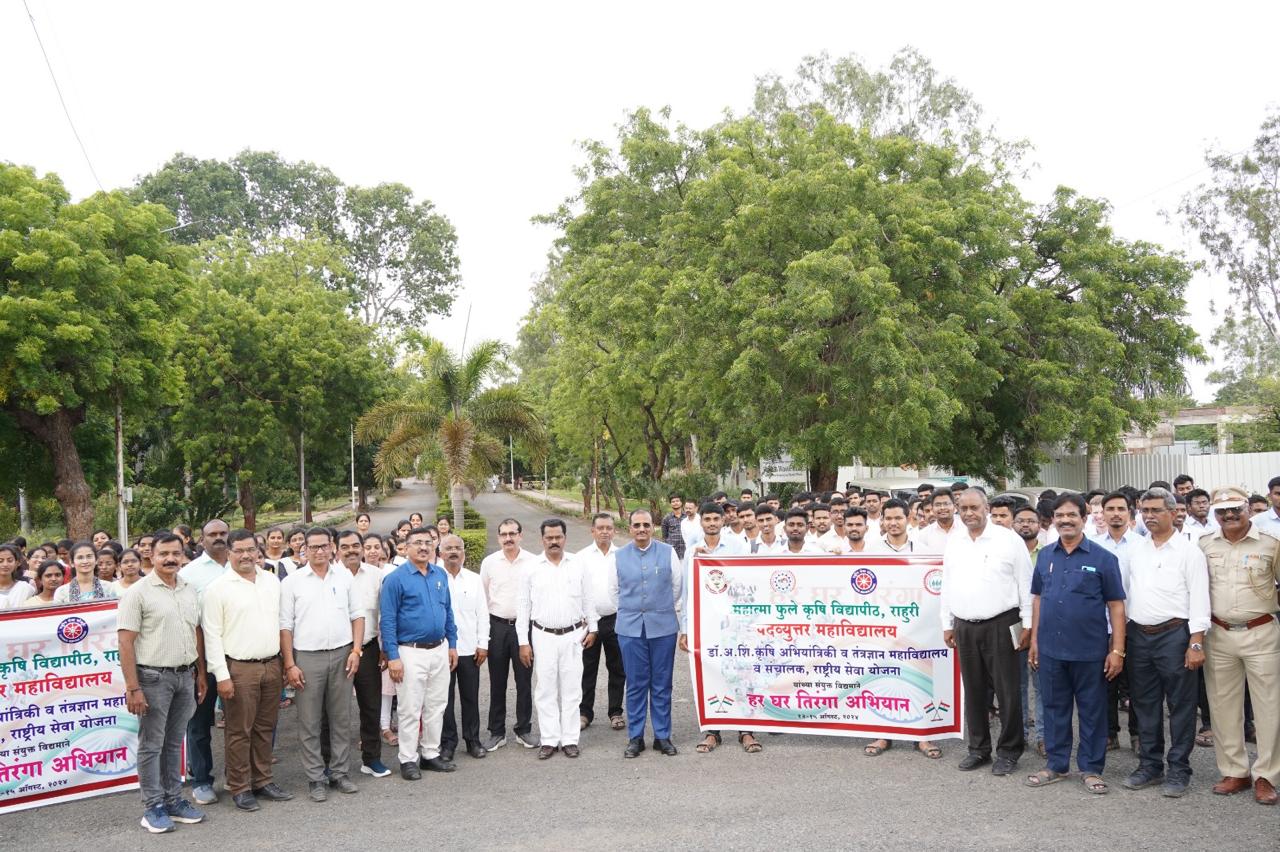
[954,609,1024,760]
[320,638,382,766]
[1127,622,1197,780]
[1107,667,1138,739]
[487,615,533,738]
[580,613,625,722]
[442,654,482,752]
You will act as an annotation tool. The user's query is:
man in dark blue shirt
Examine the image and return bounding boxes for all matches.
[1026,493,1127,795]
[380,527,458,781]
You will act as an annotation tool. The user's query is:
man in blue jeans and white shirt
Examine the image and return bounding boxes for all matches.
[118,533,208,833]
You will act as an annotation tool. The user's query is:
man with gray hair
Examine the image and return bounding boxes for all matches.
[1122,488,1210,798]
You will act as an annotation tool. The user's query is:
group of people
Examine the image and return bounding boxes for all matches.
[2,471,1278,833]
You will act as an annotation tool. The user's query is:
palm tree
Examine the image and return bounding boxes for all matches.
[356,337,543,531]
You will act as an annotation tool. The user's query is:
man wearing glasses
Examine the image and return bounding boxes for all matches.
[610,509,684,758]
[1199,486,1280,805]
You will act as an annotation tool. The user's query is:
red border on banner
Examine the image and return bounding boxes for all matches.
[691,554,961,736]
[0,599,139,814]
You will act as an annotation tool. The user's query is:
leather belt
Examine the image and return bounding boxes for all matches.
[138,663,194,673]
[533,620,586,636]
[1211,614,1277,632]
[402,639,444,650]
[956,608,1018,626]
[490,614,517,625]
[1130,618,1187,636]
[227,654,281,664]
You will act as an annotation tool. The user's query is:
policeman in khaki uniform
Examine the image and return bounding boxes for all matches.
[1199,486,1280,805]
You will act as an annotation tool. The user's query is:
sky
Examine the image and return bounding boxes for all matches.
[4,0,1277,401]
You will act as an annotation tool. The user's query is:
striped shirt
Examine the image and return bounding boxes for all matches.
[117,572,200,668]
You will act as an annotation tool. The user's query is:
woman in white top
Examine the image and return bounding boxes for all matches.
[53,541,115,603]
[111,548,145,596]
[22,559,66,607]
[0,543,35,609]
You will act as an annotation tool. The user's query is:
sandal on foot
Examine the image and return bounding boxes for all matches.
[695,733,721,753]
[381,729,399,746]
[610,716,626,730]
[917,742,942,759]
[738,733,762,753]
[1025,769,1068,788]
[1195,730,1214,748]
[1082,774,1109,794]
[864,740,890,757]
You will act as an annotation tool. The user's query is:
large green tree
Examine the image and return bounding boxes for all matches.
[0,164,187,537]
[527,67,1199,490]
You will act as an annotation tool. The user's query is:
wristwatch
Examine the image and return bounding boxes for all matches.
[1189,642,1203,652]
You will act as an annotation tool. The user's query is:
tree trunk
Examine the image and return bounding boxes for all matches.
[238,477,258,532]
[809,461,838,494]
[11,407,94,539]
[609,476,627,521]
[1086,447,1102,492]
[450,480,466,532]
[357,485,369,511]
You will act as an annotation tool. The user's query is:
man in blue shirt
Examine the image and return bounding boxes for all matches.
[380,527,458,781]
[611,509,684,758]
[1026,493,1127,795]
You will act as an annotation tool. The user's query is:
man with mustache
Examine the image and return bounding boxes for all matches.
[119,534,208,833]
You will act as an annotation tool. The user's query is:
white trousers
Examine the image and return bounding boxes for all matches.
[532,627,585,747]
[395,643,450,764]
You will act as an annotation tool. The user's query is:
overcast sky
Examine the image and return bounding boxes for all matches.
[5,0,1277,400]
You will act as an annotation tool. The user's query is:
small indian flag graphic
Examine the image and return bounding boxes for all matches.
[708,695,735,712]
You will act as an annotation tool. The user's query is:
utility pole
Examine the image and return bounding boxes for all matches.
[299,428,310,522]
[115,395,128,543]
[508,434,515,488]
[350,423,357,511]
[18,487,30,535]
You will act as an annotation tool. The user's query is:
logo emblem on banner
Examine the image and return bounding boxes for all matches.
[850,568,877,595]
[56,616,89,644]
[704,569,728,594]
[769,570,796,594]
[923,569,943,595]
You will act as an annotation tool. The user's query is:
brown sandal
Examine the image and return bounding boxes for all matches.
[695,733,721,753]
[738,732,763,753]
[864,739,891,756]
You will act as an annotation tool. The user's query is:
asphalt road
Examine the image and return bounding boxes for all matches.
[5,483,1276,850]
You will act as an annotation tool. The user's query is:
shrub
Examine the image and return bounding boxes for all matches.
[458,528,487,571]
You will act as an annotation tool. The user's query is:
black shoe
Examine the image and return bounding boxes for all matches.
[563,744,580,758]
[466,742,487,759]
[307,781,327,802]
[420,756,456,773]
[232,791,260,812]
[537,745,558,760]
[399,762,421,781]
[624,738,645,758]
[252,783,293,802]
[991,757,1018,776]
[329,774,358,794]
[653,738,678,756]
[439,748,456,763]
[1124,769,1165,790]
[958,753,991,771]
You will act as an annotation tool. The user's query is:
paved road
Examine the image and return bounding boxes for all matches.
[6,483,1275,850]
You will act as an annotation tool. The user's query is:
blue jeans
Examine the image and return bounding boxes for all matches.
[1019,648,1045,743]
[617,628,677,740]
[138,667,197,809]
[1040,653,1108,775]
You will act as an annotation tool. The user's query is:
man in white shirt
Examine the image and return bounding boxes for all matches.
[1253,476,1280,538]
[815,503,850,553]
[840,507,869,553]
[1184,488,1219,537]
[747,505,784,554]
[518,519,598,759]
[576,514,625,732]
[721,502,748,547]
[1090,491,1139,750]
[1122,487,1210,798]
[678,502,754,754]
[479,518,539,751]
[863,491,884,539]
[335,529,389,779]
[280,528,365,801]
[917,489,960,553]
[940,489,1033,776]
[679,501,702,552]
[868,500,916,554]
[781,508,827,555]
[178,518,230,807]
[438,534,490,762]
[202,528,291,811]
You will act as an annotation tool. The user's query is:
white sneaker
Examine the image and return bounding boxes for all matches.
[483,734,506,751]
[514,733,537,749]
[190,784,217,805]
